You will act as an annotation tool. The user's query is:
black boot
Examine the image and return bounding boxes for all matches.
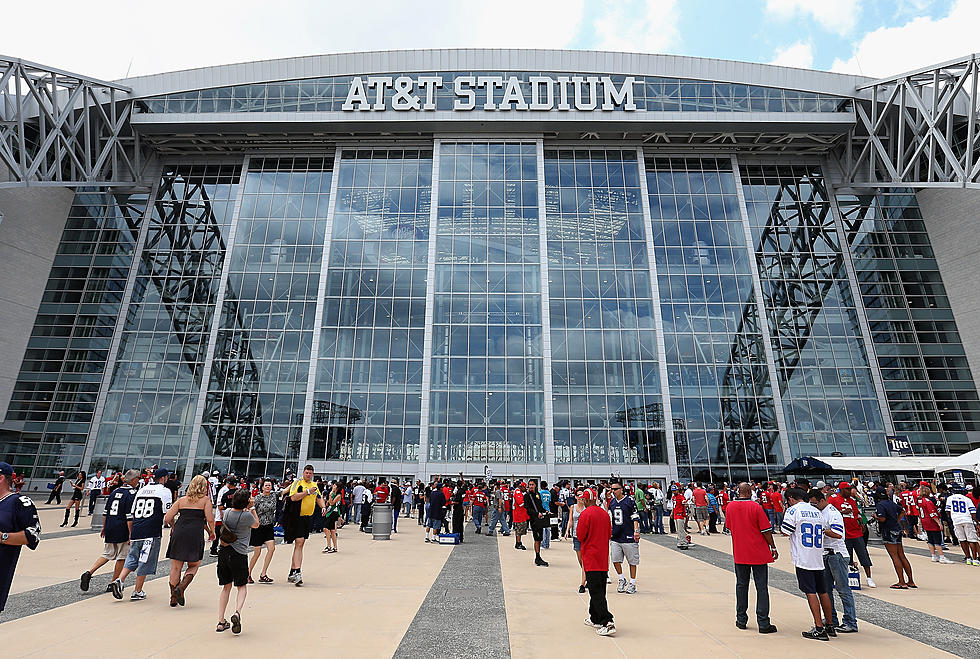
[71,508,80,527]
[60,509,70,527]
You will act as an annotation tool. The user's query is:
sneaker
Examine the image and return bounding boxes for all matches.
[584,617,600,628]
[294,574,303,587]
[209,550,219,557]
[626,582,636,594]
[823,623,837,637]
[939,556,954,564]
[597,623,617,637]
[535,556,549,567]
[866,578,876,588]
[835,624,858,634]
[80,570,92,592]
[287,572,297,583]
[735,621,747,630]
[758,625,778,634]
[130,590,146,601]
[931,554,939,562]
[578,584,586,593]
[617,577,627,593]
[110,579,123,600]
[105,584,114,593]
[425,536,430,543]
[802,626,829,641]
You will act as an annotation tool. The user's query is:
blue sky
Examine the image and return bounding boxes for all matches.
[6,0,977,80]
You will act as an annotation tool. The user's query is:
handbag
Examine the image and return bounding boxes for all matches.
[219,512,239,546]
[847,568,861,590]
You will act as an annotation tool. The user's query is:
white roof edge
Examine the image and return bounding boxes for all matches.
[813,456,952,471]
[112,48,873,99]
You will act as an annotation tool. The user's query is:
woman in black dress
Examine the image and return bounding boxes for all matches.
[60,471,86,527]
[164,474,215,606]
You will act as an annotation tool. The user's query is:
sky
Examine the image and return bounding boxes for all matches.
[4,0,977,81]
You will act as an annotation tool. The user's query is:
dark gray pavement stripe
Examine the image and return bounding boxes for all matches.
[0,547,221,624]
[642,533,980,656]
[393,525,510,659]
[43,527,99,540]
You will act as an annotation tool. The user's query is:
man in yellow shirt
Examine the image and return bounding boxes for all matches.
[283,464,324,587]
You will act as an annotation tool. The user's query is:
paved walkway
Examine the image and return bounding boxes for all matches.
[1,515,975,657]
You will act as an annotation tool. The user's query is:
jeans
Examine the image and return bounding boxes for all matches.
[653,506,665,534]
[585,570,614,626]
[542,526,551,548]
[638,510,651,533]
[774,510,784,529]
[46,489,61,505]
[473,505,485,530]
[560,508,570,536]
[734,563,771,627]
[489,508,510,534]
[765,508,776,529]
[824,551,858,629]
[351,502,362,523]
[88,490,99,515]
[392,508,399,532]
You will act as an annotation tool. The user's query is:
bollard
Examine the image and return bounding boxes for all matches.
[372,502,392,540]
[90,495,106,530]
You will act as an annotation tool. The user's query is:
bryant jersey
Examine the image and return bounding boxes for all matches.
[103,485,137,544]
[0,492,41,612]
[129,483,172,540]
[946,493,977,526]
[781,501,826,570]
[608,495,639,543]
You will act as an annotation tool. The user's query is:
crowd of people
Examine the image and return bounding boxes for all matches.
[2,459,980,643]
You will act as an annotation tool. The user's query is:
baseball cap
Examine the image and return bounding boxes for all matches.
[919,480,932,487]
[153,467,170,479]
[838,481,851,489]
[815,480,827,489]
[0,462,13,479]
[580,489,595,501]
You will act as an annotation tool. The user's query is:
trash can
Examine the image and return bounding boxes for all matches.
[90,495,106,530]
[372,502,392,540]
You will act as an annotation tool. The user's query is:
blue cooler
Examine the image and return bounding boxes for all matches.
[438,533,460,545]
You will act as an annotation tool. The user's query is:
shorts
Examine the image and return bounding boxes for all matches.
[795,567,828,594]
[71,490,84,501]
[954,522,980,543]
[906,515,919,528]
[531,525,544,543]
[102,541,129,561]
[324,512,339,531]
[216,546,249,586]
[610,540,640,565]
[123,537,161,576]
[926,530,944,546]
[514,521,529,535]
[694,506,709,522]
[845,536,872,567]
[427,518,443,531]
[882,529,903,545]
[283,515,312,543]
[573,538,581,551]
[250,523,275,546]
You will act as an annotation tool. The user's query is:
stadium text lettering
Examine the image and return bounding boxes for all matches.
[342,75,636,112]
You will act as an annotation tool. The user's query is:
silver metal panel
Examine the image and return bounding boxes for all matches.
[535,139,557,483]
[416,138,441,481]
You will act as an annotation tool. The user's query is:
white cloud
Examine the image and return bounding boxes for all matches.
[832,0,980,77]
[592,0,680,53]
[765,0,860,35]
[3,0,588,80]
[769,41,815,69]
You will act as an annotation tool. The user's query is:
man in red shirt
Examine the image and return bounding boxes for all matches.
[374,478,390,504]
[726,482,778,633]
[898,482,921,539]
[500,482,512,526]
[918,481,953,563]
[692,483,710,535]
[472,482,488,534]
[672,488,689,548]
[577,489,615,637]
[827,482,876,588]
[771,486,785,529]
[759,485,774,529]
[512,485,529,551]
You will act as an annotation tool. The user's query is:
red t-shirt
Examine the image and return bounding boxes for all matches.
[725,500,775,565]
[501,486,511,511]
[759,490,773,510]
[513,489,529,523]
[919,496,942,532]
[693,488,708,507]
[968,493,980,510]
[899,490,920,516]
[576,505,612,572]
[671,493,687,519]
[472,490,488,507]
[827,494,863,539]
[771,490,784,513]
[374,484,390,504]
[719,490,730,510]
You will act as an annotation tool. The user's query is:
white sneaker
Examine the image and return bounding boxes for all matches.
[866,578,876,588]
[931,554,939,562]
[626,582,636,594]
[584,617,600,628]
[617,577,627,593]
[939,556,954,564]
[597,623,617,637]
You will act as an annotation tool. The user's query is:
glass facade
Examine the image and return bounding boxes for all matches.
[428,142,545,464]
[137,73,851,115]
[6,150,979,482]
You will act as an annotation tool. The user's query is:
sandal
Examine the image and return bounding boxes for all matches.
[216,620,231,632]
[907,583,918,589]
[259,575,273,583]
[247,576,254,584]
[889,584,908,589]
[231,611,242,635]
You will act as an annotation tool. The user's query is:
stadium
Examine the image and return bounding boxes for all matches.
[1,48,978,486]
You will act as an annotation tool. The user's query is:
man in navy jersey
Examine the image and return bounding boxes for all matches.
[111,468,173,601]
[607,481,640,594]
[80,469,140,592]
[1,462,40,614]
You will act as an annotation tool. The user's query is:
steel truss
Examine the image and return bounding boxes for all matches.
[842,53,980,189]
[0,56,145,188]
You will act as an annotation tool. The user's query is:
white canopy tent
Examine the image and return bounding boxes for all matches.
[934,448,980,474]
[812,456,950,472]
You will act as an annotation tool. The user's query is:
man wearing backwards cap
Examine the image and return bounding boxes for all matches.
[577,488,616,637]
[0,461,41,614]
[111,467,173,601]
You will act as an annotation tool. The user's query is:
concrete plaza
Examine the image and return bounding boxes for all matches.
[1,503,977,657]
